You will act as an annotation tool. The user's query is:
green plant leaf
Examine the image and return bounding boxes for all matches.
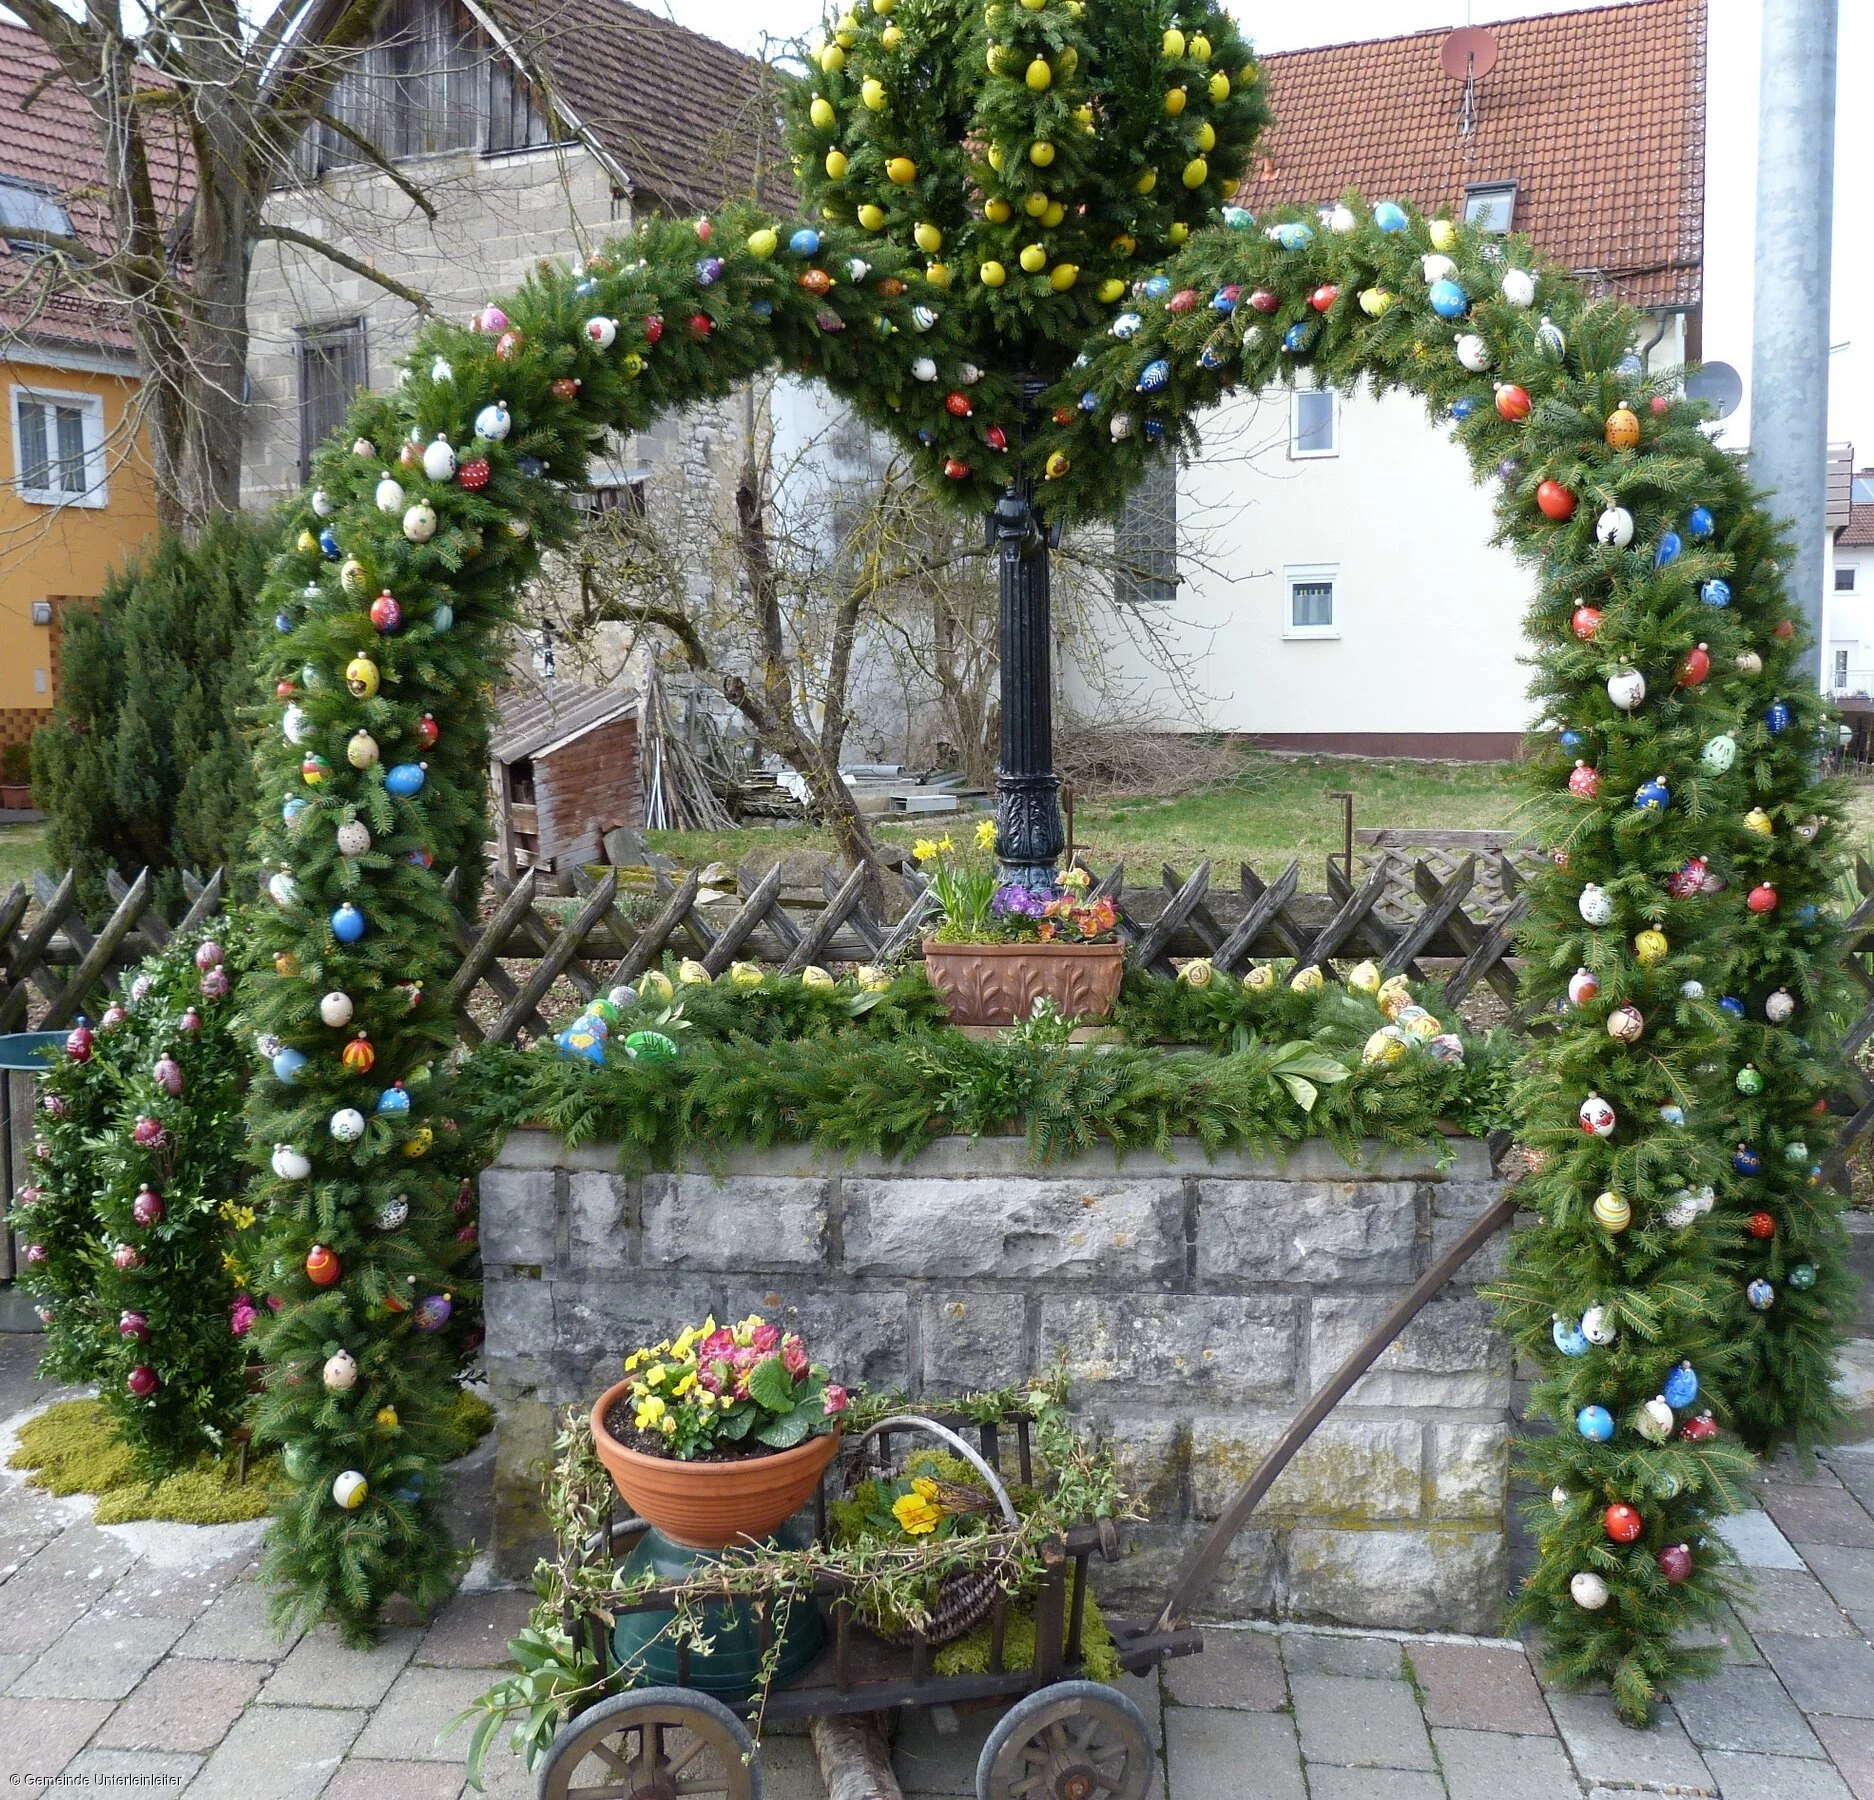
[746,1355,796,1412]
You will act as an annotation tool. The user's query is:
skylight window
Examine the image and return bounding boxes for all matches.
[0,178,75,254]
[1463,180,1517,234]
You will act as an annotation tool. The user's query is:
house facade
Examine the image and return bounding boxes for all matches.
[0,24,166,753]
[242,0,786,532]
[1068,0,1707,759]
[1829,461,1874,699]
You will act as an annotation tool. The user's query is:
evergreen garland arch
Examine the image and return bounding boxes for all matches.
[247,0,1850,1716]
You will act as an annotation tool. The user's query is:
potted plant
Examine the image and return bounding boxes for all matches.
[590,1314,848,1548]
[918,823,1126,1027]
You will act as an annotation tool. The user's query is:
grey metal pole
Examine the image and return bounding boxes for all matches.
[1749,0,1839,690]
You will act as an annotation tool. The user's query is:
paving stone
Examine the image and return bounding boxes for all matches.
[1280,1632,1402,1679]
[21,1521,139,1587]
[1743,1570,1859,1639]
[1813,1716,1874,1800]
[1717,1509,1808,1570]
[1770,1448,1846,1487]
[0,1697,114,1792]
[413,1586,534,1667]
[59,1747,201,1796]
[325,1757,472,1799]
[1704,1749,1855,1798]
[0,1653,32,1690]
[98,1553,249,1620]
[187,1704,365,1800]
[737,1736,825,1800]
[1305,1768,1445,1800]
[259,1623,420,1708]
[891,1703,981,1795]
[1165,1705,1305,1800]
[1433,1726,1581,1800]
[1770,1488,1874,1550]
[0,1563,124,1654]
[1545,1691,1713,1789]
[1673,1664,1826,1757]
[1163,1630,1286,1709]
[7,1615,186,1700]
[1806,1546,1874,1627]
[349,1665,496,1761]
[1830,1454,1874,1516]
[1407,1641,1553,1735]
[1759,1633,1874,1718]
[96,1657,267,1753]
[169,1576,304,1662]
[1290,1674,1435,1769]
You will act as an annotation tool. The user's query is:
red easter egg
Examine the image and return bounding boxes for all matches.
[1053,407,1075,426]
[1773,619,1795,640]
[1658,1543,1692,1583]
[127,1365,159,1397]
[643,314,664,345]
[1571,606,1602,641]
[415,713,440,749]
[1604,1503,1642,1544]
[1495,384,1531,421]
[1680,1411,1718,1442]
[1675,643,1711,686]
[1248,289,1279,314]
[1747,883,1778,913]
[306,1244,341,1286]
[495,329,524,361]
[798,269,832,296]
[370,592,404,633]
[1567,762,1601,799]
[550,377,581,399]
[689,312,714,338]
[1650,395,1671,416]
[457,459,490,491]
[276,679,296,697]
[944,392,972,417]
[1168,289,1199,314]
[1747,1210,1776,1238]
[1537,480,1577,521]
[943,458,971,480]
[1309,284,1338,313]
[985,426,1008,451]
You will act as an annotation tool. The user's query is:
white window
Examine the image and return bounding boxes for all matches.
[1290,389,1337,459]
[1464,181,1518,234]
[1285,564,1339,639]
[1835,649,1850,690]
[0,176,75,254]
[1837,567,1857,593]
[10,387,107,507]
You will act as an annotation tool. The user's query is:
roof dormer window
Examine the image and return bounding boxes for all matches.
[0,177,75,255]
[1463,180,1517,234]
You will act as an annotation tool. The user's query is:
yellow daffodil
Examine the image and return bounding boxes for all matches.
[892,1491,944,1535]
[938,835,955,854]
[974,818,998,850]
[913,837,939,863]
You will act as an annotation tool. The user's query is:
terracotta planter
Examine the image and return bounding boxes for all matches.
[0,786,31,810]
[590,1377,840,1548]
[922,938,1126,1028]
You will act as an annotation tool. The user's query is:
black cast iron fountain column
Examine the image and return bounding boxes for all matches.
[992,465,1065,889]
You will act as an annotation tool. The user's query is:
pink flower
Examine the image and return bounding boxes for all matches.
[749,1323,782,1355]
[823,1385,849,1415]
[230,1298,257,1336]
[698,1328,737,1363]
[781,1334,809,1379]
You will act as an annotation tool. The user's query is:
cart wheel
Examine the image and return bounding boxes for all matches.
[538,1685,760,1800]
[976,1679,1155,1800]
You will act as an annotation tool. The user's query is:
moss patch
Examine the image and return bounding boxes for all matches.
[441,1388,497,1460]
[10,1400,275,1524]
[932,1590,1121,1683]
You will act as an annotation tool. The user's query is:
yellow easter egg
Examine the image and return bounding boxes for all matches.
[862,77,887,110]
[1048,262,1079,290]
[1020,243,1047,272]
[1134,168,1157,193]
[1634,928,1670,966]
[1097,278,1125,302]
[1363,1026,1409,1065]
[1208,70,1230,101]
[926,261,951,288]
[1592,1191,1632,1232]
[987,145,1006,171]
[1346,960,1382,995]
[1428,217,1458,251]
[1291,965,1325,994]
[1194,120,1216,151]
[984,197,1012,222]
[1030,140,1055,166]
[678,958,711,985]
[809,96,835,130]
[1024,190,1050,216]
[802,965,836,988]
[886,156,917,184]
[1026,57,1052,90]
[1182,157,1208,189]
[1163,27,1185,55]
[1042,202,1066,227]
[1359,287,1394,316]
[1165,86,1187,116]
[825,149,849,178]
[1189,33,1211,60]
[914,220,943,252]
[1045,450,1071,479]
[857,204,886,230]
[747,226,779,258]
[820,42,846,71]
[1168,220,1189,244]
[881,24,903,47]
[1179,958,1215,988]
[980,260,1007,287]
[639,969,674,1003]
[1245,964,1275,991]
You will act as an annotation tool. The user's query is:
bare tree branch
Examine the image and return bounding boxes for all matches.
[310,110,440,220]
[255,223,433,313]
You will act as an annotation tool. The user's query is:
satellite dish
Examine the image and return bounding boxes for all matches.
[1685,361,1744,420]
[1440,25,1500,81]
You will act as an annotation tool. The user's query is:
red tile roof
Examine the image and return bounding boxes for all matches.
[0,22,191,359]
[490,0,793,212]
[1843,477,1874,549]
[1245,0,1705,309]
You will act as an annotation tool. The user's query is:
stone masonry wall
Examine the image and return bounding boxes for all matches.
[479,1132,1514,1634]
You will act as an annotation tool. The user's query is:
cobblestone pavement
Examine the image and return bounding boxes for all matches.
[8,1338,1874,1799]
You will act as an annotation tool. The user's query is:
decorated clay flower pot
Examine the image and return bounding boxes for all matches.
[921,939,1126,1028]
[589,1376,840,1549]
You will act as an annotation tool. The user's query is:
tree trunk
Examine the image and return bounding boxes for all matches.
[809,1712,902,1800]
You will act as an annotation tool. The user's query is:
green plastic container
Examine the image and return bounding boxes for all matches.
[0,1031,65,1071]
[611,1523,826,1702]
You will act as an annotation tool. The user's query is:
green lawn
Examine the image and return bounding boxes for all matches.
[645,751,1525,887]
[0,823,46,895]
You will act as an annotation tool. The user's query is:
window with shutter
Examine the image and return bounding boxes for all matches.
[297,320,368,481]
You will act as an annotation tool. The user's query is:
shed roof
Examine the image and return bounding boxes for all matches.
[1244,0,1706,310]
[494,682,639,762]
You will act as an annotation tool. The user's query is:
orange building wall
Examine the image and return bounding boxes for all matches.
[0,359,160,748]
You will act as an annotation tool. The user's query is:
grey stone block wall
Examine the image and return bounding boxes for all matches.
[480,1132,1513,1635]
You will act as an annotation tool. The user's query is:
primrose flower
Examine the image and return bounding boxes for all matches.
[823,1384,849,1414]
[781,1333,809,1378]
[975,818,998,850]
[749,1322,782,1355]
[892,1491,944,1535]
[911,1475,940,1501]
[1059,864,1092,891]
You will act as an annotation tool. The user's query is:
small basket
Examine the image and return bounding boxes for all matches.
[844,1413,1022,1649]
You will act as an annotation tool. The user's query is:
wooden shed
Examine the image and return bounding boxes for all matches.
[490,683,641,878]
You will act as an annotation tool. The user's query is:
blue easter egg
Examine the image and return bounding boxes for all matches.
[1747,1278,1775,1310]
[1276,221,1314,250]
[1080,390,1100,413]
[517,457,546,478]
[275,611,294,634]
[1552,1316,1590,1357]
[750,298,774,318]
[1373,201,1409,233]
[1654,531,1682,568]
[1198,344,1225,370]
[1451,397,1477,421]
[283,798,310,828]
[1734,1144,1763,1176]
[431,602,454,634]
[1659,1104,1686,1125]
[573,277,597,297]
[1210,288,1237,313]
[1576,1405,1614,1442]
[385,763,426,796]
[318,528,340,558]
[1765,699,1791,732]
[375,1084,411,1114]
[1143,275,1171,300]
[331,903,366,943]
[1663,1361,1699,1408]
[1719,995,1747,1018]
[1136,359,1170,395]
[1143,419,1164,440]
[272,1047,309,1084]
[1617,352,1644,378]
[1282,322,1311,353]
[1700,579,1731,607]
[1428,279,1469,319]
[1688,506,1715,538]
[789,228,821,256]
[1560,730,1582,749]
[1634,776,1670,812]
[1795,904,1819,926]
[1221,206,1253,230]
